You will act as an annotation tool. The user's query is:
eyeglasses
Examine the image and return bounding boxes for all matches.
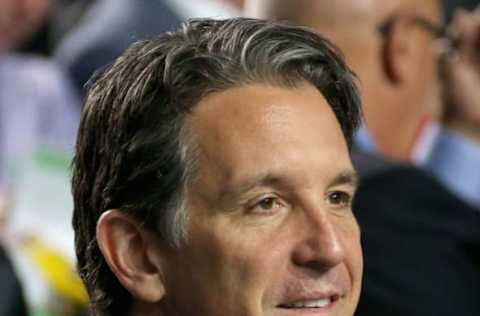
[378,16,459,59]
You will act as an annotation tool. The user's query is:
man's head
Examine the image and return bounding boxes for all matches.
[248,0,444,161]
[72,18,363,316]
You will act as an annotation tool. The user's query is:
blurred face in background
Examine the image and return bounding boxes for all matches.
[0,0,49,51]
[247,0,446,161]
[336,0,445,159]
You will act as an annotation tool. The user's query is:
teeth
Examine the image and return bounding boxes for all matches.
[286,298,331,308]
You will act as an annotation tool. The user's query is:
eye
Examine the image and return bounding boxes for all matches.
[248,196,285,214]
[326,191,352,207]
[258,197,277,210]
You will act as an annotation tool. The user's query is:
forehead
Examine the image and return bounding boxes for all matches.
[186,82,352,187]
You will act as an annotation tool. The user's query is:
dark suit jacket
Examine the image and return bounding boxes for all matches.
[0,245,27,316]
[352,151,480,316]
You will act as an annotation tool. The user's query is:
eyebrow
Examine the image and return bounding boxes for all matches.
[218,172,283,204]
[327,170,360,190]
[218,169,360,205]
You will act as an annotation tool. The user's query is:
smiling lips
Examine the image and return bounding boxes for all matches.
[278,294,340,309]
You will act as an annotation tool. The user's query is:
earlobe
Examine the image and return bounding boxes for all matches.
[96,210,166,302]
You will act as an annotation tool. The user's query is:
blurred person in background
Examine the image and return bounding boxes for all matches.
[248,0,480,315]
[0,0,50,53]
[0,0,87,315]
[248,0,480,209]
[0,0,79,223]
[0,244,27,316]
[54,0,243,95]
[444,0,479,21]
[13,0,96,56]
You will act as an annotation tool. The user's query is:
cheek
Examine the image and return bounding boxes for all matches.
[331,215,363,290]
[224,227,295,313]
[349,236,363,286]
[178,218,288,314]
[418,47,438,93]
[342,220,363,304]
[207,222,290,290]
[164,226,253,315]
[222,220,301,308]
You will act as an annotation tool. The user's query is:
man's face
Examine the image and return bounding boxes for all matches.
[159,82,362,316]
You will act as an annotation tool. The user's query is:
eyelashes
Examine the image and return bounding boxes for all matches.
[325,190,353,208]
[247,195,287,215]
[245,190,353,215]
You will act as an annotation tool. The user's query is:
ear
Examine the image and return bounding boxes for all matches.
[96,209,166,303]
[381,17,419,84]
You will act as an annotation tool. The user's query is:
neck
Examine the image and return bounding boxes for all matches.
[366,99,427,163]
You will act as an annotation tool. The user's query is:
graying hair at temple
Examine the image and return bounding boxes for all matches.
[71,17,362,316]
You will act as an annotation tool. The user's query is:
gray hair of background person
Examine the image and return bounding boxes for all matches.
[71,17,362,316]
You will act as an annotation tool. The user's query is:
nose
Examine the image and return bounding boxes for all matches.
[291,210,346,271]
